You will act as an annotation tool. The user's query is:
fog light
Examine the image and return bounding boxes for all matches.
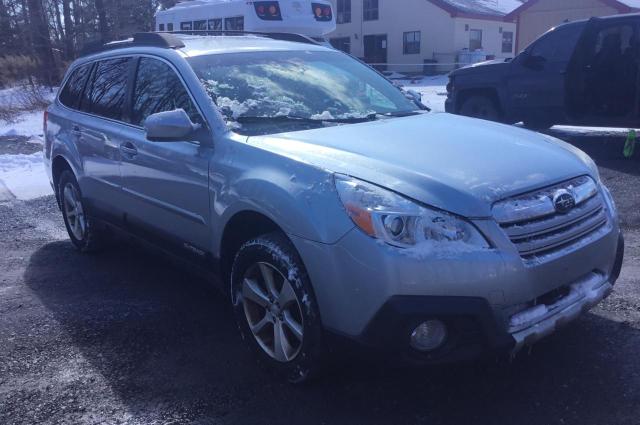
[410,320,447,352]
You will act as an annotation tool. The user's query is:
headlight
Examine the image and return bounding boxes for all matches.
[334,175,489,248]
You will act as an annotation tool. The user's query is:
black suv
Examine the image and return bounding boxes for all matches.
[446,14,640,129]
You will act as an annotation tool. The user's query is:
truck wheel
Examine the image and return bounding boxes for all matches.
[58,170,105,252]
[230,232,325,384]
[459,95,501,122]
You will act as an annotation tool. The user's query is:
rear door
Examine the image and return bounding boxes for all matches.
[74,56,133,220]
[568,18,640,127]
[118,56,212,254]
[506,23,585,125]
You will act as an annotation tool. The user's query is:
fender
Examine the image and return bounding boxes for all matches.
[209,137,355,258]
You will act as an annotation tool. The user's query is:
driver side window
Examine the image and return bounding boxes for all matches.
[530,25,584,63]
[132,57,204,126]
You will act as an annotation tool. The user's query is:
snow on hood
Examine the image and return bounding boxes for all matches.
[247,113,596,218]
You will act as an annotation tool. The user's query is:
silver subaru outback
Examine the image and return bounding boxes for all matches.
[44,32,624,382]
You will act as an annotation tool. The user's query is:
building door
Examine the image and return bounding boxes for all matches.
[364,34,387,70]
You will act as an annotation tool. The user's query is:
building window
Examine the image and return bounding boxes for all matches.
[363,0,378,21]
[180,21,192,31]
[208,18,222,30]
[225,16,244,30]
[403,31,421,55]
[337,0,351,24]
[158,23,165,31]
[469,29,483,51]
[330,37,351,53]
[194,20,207,31]
[502,31,513,53]
[167,23,174,31]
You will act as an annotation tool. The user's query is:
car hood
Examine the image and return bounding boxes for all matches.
[450,58,510,77]
[246,113,596,218]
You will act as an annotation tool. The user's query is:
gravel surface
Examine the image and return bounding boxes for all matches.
[1,135,639,425]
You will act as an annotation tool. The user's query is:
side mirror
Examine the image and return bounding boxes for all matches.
[144,109,200,142]
[523,54,546,70]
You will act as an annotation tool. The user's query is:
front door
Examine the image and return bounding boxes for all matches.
[507,23,586,126]
[364,34,387,71]
[119,56,212,254]
[568,18,640,127]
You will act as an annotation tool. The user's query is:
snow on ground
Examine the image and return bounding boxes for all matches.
[0,85,55,138]
[0,148,52,201]
[398,74,449,112]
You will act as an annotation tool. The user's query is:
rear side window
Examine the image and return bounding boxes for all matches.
[84,57,131,121]
[131,57,203,126]
[59,64,92,109]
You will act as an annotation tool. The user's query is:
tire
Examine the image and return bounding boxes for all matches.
[459,95,501,122]
[230,232,324,384]
[58,169,104,252]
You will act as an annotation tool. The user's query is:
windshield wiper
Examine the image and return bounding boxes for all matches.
[234,114,380,124]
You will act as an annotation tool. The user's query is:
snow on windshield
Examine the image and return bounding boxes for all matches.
[189,51,416,132]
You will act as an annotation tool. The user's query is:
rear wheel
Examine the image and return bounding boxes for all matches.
[58,170,104,252]
[459,95,501,122]
[231,232,324,383]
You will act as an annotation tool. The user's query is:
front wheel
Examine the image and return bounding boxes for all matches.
[459,95,501,122]
[231,232,325,383]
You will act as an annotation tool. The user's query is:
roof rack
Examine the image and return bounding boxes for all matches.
[78,30,321,58]
[157,30,322,45]
[79,32,186,57]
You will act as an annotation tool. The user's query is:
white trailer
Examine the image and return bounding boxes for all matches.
[155,0,336,42]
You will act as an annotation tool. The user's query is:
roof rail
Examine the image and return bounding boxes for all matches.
[79,32,186,57]
[157,30,322,46]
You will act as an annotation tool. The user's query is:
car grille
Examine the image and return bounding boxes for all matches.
[493,176,609,262]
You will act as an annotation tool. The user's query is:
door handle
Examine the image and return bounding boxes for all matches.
[119,142,138,157]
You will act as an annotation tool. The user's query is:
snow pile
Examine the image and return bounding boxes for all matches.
[0,150,52,200]
[438,0,523,16]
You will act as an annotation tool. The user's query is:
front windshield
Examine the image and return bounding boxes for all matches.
[187,50,421,135]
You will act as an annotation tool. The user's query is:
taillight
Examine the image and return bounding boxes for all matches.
[43,110,48,136]
[254,1,282,20]
[312,3,332,21]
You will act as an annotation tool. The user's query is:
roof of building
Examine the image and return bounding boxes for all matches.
[427,0,524,19]
[506,0,640,19]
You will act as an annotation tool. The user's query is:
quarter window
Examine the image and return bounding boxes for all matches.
[363,0,378,21]
[59,63,92,109]
[84,57,131,121]
[337,0,351,24]
[225,16,244,30]
[403,31,421,55]
[132,57,203,126]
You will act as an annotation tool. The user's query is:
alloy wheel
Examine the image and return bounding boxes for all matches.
[63,183,86,241]
[241,262,304,362]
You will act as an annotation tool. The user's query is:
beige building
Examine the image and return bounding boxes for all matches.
[507,0,640,53]
[327,0,522,73]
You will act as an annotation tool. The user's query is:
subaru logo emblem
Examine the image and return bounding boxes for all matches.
[553,189,576,214]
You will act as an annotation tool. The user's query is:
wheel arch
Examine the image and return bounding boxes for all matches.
[457,87,503,117]
[51,155,75,207]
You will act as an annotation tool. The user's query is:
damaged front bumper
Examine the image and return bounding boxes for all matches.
[509,272,613,355]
